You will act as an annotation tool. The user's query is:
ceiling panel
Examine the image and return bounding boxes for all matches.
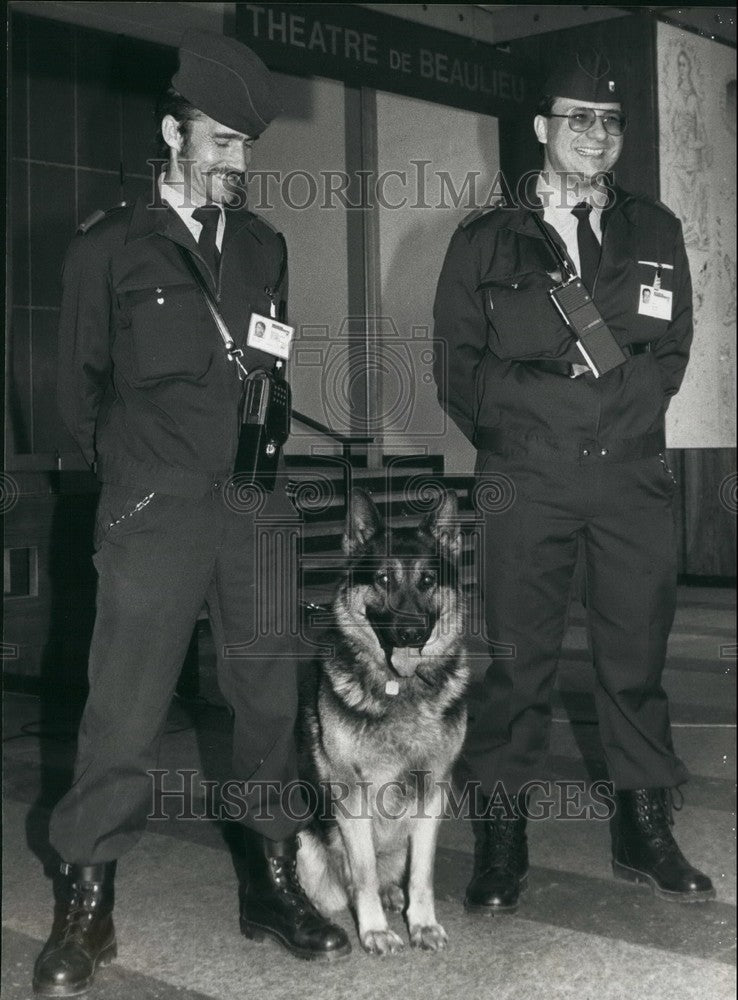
[477,5,736,46]
[655,6,735,45]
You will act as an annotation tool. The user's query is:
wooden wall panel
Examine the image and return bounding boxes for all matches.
[6,11,174,469]
[3,473,99,689]
[681,448,737,578]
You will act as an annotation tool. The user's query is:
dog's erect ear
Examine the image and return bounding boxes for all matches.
[343,489,384,556]
[420,489,461,558]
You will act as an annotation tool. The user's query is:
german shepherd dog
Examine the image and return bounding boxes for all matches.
[297,488,469,956]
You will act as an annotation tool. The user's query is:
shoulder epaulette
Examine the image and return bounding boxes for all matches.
[458,201,504,231]
[254,211,278,234]
[77,202,128,235]
[247,210,282,240]
[653,198,677,219]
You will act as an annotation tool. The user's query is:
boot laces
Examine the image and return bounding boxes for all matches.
[633,790,682,854]
[269,858,317,919]
[59,881,105,943]
[483,816,523,870]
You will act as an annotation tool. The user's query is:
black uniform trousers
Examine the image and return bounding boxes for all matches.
[50,478,308,864]
[464,446,689,796]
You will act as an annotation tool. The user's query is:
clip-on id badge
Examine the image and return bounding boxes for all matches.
[638,265,673,321]
[247,268,294,359]
[246,313,294,360]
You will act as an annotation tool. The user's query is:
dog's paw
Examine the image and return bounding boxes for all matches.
[380,884,405,913]
[360,928,406,956]
[409,922,448,951]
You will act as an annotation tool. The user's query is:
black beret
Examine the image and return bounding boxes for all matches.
[543,50,621,104]
[172,29,281,137]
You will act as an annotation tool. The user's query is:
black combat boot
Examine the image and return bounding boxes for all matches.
[465,796,528,914]
[239,834,351,961]
[612,788,715,902]
[33,863,117,996]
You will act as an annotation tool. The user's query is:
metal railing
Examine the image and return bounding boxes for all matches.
[291,409,374,462]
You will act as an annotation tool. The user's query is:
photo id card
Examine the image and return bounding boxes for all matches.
[246,312,294,359]
[638,284,673,321]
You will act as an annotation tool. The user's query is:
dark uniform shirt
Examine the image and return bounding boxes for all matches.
[57,197,286,497]
[433,185,693,454]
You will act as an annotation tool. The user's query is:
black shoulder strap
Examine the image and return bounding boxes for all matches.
[266,233,288,321]
[176,245,249,380]
[529,211,575,280]
[272,232,288,293]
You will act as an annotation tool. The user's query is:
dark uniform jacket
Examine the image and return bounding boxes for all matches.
[433,184,692,458]
[57,197,287,497]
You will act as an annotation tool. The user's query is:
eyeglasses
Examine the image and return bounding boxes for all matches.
[547,108,627,137]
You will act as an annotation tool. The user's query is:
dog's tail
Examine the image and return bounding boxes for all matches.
[296,829,349,915]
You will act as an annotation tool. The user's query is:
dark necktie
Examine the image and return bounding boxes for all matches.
[571,201,600,294]
[192,205,221,278]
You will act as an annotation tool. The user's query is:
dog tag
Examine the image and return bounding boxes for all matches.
[385,680,400,696]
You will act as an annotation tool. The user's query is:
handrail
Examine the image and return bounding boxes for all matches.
[292,409,374,446]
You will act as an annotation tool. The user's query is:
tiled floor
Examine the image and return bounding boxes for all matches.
[3,586,736,1000]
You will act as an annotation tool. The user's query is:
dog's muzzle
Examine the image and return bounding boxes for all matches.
[367,612,435,675]
[394,625,430,648]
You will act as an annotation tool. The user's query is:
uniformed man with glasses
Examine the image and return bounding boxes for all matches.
[433,50,714,917]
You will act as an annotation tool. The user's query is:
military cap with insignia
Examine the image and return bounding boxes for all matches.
[172,29,281,137]
[543,49,621,104]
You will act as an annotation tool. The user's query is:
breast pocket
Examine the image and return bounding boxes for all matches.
[118,283,214,383]
[479,271,571,360]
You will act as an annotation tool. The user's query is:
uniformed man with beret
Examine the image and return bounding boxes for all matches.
[433,51,715,915]
[33,30,350,996]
